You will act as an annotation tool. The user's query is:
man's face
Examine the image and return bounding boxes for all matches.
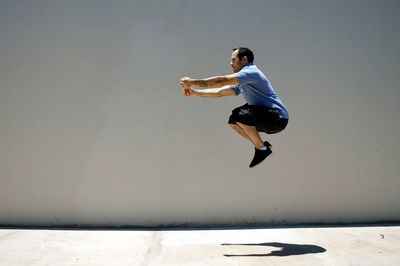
[230,50,247,73]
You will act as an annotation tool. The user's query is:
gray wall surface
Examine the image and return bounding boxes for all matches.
[1,0,399,227]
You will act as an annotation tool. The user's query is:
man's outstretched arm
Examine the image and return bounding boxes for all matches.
[183,85,236,98]
[181,75,239,88]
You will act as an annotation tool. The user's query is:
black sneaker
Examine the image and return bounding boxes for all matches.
[249,145,272,168]
[264,141,272,150]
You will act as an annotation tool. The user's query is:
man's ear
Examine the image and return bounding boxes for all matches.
[242,56,248,64]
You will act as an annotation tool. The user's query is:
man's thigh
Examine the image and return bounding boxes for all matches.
[228,104,288,134]
[228,104,257,126]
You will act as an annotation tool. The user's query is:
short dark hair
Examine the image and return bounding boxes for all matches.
[233,47,254,62]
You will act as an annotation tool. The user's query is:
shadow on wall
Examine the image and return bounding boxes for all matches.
[222,242,326,257]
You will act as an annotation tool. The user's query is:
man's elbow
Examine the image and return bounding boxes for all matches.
[215,87,233,97]
[214,91,223,97]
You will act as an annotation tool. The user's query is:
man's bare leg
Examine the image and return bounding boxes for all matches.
[231,122,273,167]
[229,123,251,140]
[235,122,264,149]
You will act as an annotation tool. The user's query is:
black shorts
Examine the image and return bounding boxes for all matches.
[228,103,288,134]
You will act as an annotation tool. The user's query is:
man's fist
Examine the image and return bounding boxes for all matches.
[182,85,195,97]
[180,76,192,96]
[180,77,191,89]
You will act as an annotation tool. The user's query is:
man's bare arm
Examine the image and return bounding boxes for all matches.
[182,75,239,88]
[184,85,236,98]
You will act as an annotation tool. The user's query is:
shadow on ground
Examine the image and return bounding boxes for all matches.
[222,242,326,257]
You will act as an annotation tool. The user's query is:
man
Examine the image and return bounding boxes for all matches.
[180,47,289,168]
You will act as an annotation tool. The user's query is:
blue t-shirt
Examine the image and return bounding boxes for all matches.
[230,63,289,119]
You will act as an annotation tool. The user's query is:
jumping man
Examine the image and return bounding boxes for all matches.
[180,47,289,168]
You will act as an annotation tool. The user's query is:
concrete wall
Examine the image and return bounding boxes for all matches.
[1,0,399,227]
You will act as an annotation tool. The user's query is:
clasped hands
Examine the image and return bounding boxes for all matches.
[180,77,193,97]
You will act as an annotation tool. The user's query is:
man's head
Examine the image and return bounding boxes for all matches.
[231,47,254,73]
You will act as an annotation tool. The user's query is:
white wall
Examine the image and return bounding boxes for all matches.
[0,0,399,227]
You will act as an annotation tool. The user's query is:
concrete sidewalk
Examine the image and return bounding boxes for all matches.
[0,224,399,265]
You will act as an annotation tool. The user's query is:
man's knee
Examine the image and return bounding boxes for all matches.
[229,122,250,139]
[229,123,239,130]
[229,122,242,133]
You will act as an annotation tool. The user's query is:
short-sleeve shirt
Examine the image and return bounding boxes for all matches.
[230,63,289,119]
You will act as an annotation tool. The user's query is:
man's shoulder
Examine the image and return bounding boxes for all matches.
[241,64,262,74]
[238,66,265,80]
